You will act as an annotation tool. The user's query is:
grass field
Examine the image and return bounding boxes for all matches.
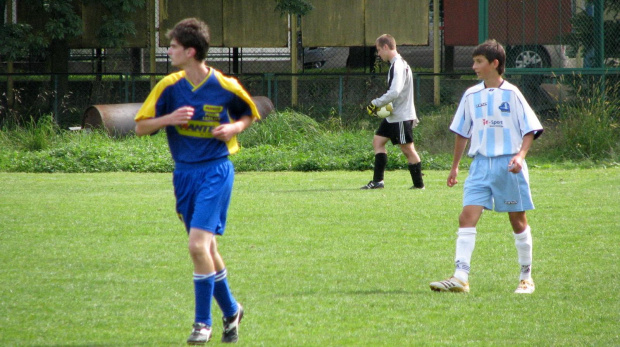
[1,169,618,346]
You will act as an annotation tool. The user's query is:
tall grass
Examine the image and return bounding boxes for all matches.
[240,110,324,147]
[0,115,62,151]
[0,105,618,173]
[539,76,620,161]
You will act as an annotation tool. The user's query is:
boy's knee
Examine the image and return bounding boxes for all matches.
[509,212,528,232]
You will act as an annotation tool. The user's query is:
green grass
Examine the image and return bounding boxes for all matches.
[1,169,618,346]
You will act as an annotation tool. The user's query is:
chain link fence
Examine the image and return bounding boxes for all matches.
[1,0,618,128]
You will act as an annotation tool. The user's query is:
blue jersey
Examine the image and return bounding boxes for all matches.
[135,69,260,164]
[450,80,543,157]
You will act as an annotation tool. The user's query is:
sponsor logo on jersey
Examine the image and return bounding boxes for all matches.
[482,119,504,128]
[203,105,224,122]
[177,120,220,138]
[499,102,511,113]
[476,102,487,108]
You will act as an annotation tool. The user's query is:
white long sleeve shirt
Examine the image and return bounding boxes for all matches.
[372,54,418,125]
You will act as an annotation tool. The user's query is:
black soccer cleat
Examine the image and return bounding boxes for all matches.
[222,304,244,343]
[360,181,384,189]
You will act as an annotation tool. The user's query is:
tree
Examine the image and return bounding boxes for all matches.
[274,0,313,16]
[563,0,620,67]
[1,0,144,123]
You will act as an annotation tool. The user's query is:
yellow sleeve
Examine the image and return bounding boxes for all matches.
[134,71,186,121]
[213,71,261,121]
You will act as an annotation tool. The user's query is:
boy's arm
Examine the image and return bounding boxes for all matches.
[135,106,194,136]
[211,115,254,142]
[447,134,469,187]
[372,61,405,107]
[508,132,535,173]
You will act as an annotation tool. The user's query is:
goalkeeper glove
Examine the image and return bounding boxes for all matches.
[366,103,377,116]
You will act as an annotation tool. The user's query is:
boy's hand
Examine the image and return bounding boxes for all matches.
[447,168,459,187]
[212,122,243,142]
[168,106,194,125]
[508,156,524,173]
[366,103,378,116]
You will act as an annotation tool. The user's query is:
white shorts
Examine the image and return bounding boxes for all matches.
[463,154,535,212]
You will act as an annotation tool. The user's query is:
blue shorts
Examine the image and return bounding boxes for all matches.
[463,154,534,212]
[173,157,234,235]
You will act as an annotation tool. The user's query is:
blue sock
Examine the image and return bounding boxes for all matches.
[213,269,239,318]
[193,273,215,326]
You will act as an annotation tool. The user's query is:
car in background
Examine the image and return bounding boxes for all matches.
[303,47,349,69]
[400,30,570,70]
[301,42,568,72]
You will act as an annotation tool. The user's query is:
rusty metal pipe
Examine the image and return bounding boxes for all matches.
[82,96,274,137]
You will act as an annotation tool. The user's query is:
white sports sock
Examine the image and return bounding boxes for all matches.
[514,226,533,280]
[453,227,476,283]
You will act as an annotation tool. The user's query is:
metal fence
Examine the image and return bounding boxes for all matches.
[1,0,619,128]
[2,69,617,130]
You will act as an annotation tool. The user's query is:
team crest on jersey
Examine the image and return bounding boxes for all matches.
[499,102,511,113]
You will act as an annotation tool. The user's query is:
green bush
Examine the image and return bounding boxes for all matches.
[0,104,618,173]
[539,77,620,161]
[416,104,458,155]
[239,110,323,147]
[0,115,60,151]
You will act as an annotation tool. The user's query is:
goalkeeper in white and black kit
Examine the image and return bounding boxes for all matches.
[362,34,425,190]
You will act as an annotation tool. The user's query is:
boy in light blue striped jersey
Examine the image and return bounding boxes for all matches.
[430,39,543,294]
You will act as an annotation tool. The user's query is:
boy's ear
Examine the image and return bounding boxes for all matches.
[186,47,196,58]
[491,58,500,68]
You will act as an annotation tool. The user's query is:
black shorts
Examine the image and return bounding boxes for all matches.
[375,119,414,145]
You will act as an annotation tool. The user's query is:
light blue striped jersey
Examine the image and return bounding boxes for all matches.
[450,80,543,157]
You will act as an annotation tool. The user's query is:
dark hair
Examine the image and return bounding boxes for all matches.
[376,34,396,50]
[166,18,210,61]
[473,39,506,75]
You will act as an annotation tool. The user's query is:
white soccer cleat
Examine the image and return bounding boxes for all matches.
[514,279,535,294]
[187,322,212,345]
[430,277,470,293]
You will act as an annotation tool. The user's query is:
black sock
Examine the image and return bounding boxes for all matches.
[373,153,387,182]
[408,162,424,188]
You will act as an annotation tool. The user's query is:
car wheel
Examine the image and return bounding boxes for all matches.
[508,46,551,68]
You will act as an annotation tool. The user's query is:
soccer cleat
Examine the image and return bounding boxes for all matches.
[409,185,425,190]
[514,279,535,294]
[187,323,212,345]
[430,277,470,293]
[222,304,244,343]
[360,181,384,189]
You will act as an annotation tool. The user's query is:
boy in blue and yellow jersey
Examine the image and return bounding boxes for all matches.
[134,18,259,345]
[429,39,543,295]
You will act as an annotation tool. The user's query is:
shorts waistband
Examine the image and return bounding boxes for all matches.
[174,156,229,171]
[474,154,514,160]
